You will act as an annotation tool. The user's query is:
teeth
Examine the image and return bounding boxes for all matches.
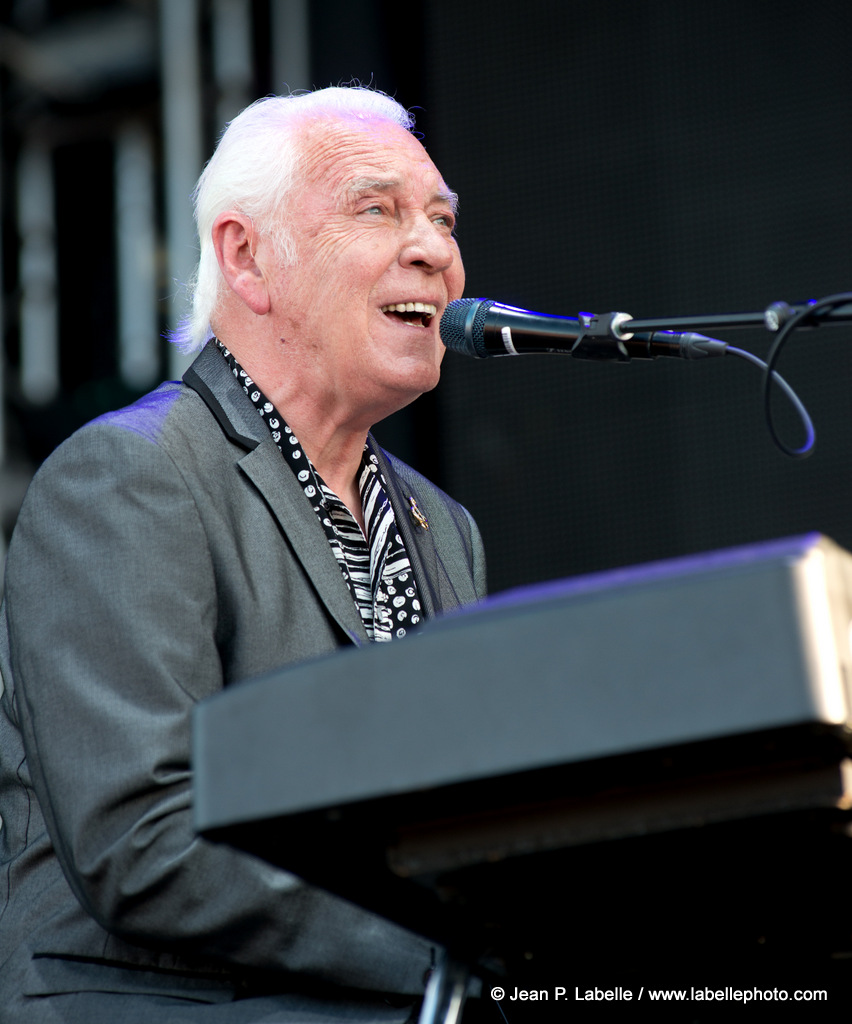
[381,302,438,317]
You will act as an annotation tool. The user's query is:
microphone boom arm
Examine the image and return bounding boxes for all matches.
[620,299,852,335]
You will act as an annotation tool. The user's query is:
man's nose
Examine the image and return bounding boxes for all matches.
[399,213,456,273]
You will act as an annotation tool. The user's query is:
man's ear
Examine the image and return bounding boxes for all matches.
[211,212,270,316]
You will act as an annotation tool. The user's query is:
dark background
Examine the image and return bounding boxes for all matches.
[3,0,852,594]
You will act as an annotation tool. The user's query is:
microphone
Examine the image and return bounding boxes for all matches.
[440,298,728,361]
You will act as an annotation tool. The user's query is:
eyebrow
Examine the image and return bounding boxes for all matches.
[347,177,459,215]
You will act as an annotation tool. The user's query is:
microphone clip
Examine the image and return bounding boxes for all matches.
[571,311,635,362]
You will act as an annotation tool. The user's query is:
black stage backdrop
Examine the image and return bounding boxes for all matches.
[385,0,852,594]
[4,1,852,596]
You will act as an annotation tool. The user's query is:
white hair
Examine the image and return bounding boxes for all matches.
[170,86,415,353]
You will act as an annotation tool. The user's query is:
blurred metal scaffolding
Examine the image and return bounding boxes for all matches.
[0,0,312,575]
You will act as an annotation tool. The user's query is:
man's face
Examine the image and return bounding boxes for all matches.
[261,116,465,425]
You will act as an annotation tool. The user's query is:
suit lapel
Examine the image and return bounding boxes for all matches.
[184,344,369,646]
[368,436,442,620]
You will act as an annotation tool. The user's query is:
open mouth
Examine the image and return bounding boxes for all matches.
[380,302,437,328]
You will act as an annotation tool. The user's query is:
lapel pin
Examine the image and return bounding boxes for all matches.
[408,496,429,530]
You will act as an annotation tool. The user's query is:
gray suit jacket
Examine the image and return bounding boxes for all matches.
[0,343,486,1019]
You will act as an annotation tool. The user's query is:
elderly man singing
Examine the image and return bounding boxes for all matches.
[0,87,486,1023]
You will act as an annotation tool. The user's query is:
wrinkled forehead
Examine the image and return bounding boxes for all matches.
[293,115,454,207]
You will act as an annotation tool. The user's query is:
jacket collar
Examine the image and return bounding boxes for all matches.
[182,342,268,451]
[183,342,369,646]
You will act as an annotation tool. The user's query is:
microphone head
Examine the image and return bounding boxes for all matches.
[440,298,495,358]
